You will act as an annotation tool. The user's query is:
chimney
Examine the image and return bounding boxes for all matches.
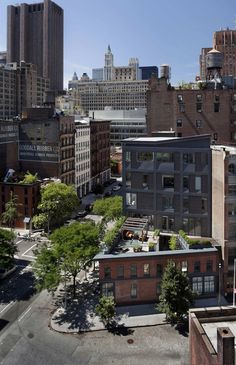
[217,327,235,365]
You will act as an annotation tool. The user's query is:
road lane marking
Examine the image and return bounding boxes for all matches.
[22,243,37,257]
[0,301,14,314]
[16,239,24,245]
[21,254,35,259]
[18,306,32,322]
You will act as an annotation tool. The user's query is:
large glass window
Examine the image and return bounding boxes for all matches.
[228,204,236,216]
[157,152,173,162]
[204,276,215,293]
[162,196,173,211]
[125,172,131,188]
[162,176,174,189]
[194,261,201,273]
[183,153,195,164]
[102,282,114,297]
[137,152,153,161]
[206,260,213,272]
[183,176,189,191]
[192,277,203,294]
[126,193,137,208]
[229,185,236,194]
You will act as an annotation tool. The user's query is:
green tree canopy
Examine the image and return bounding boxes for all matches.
[92,196,122,221]
[32,182,80,230]
[33,221,99,297]
[0,228,17,269]
[157,261,195,324]
[95,295,116,327]
[1,192,18,229]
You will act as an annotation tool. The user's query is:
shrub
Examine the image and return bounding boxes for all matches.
[95,296,116,327]
[169,235,177,250]
[148,242,156,251]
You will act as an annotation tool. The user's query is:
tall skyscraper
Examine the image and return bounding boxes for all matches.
[7,0,63,92]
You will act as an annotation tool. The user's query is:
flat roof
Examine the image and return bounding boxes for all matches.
[202,320,236,352]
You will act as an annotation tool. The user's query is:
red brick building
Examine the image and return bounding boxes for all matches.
[95,235,219,305]
[0,181,41,228]
[190,307,236,365]
[147,76,236,145]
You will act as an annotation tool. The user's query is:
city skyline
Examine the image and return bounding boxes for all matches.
[0,0,235,88]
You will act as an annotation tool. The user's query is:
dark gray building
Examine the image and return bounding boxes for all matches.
[7,0,63,93]
[122,135,212,236]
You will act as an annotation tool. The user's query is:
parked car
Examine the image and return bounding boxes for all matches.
[112,185,121,192]
[0,265,17,280]
[76,210,88,219]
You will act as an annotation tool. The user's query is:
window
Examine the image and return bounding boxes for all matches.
[196,120,202,128]
[204,276,215,293]
[162,176,174,189]
[214,103,220,112]
[192,277,203,294]
[229,185,236,194]
[104,267,111,279]
[196,103,202,112]
[179,103,185,113]
[142,175,148,189]
[131,283,137,298]
[183,197,189,213]
[229,164,236,174]
[102,282,114,297]
[183,176,189,191]
[195,176,201,192]
[228,204,236,216]
[156,283,161,295]
[162,196,173,211]
[126,172,131,188]
[126,193,137,208]
[125,151,131,162]
[117,265,124,279]
[177,94,183,102]
[176,119,182,127]
[194,261,201,273]
[130,264,137,278]
[143,264,150,276]
[201,198,207,213]
[196,94,202,102]
[157,152,173,162]
[182,261,188,273]
[156,264,163,277]
[206,260,213,272]
[137,152,153,161]
[213,133,218,141]
[183,153,195,164]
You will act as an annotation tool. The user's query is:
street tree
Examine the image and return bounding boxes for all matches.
[92,196,122,221]
[33,221,99,297]
[32,182,80,231]
[0,229,17,269]
[1,192,18,229]
[95,295,116,327]
[157,261,195,324]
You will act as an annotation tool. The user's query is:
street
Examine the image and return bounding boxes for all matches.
[0,288,189,365]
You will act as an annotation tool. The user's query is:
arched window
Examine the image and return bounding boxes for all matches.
[229,164,235,174]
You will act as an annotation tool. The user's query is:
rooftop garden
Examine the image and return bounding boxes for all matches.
[1,171,39,184]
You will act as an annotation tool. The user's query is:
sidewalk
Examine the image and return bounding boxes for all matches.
[50,302,166,333]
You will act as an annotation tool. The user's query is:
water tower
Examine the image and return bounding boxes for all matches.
[160,64,171,83]
[206,49,223,88]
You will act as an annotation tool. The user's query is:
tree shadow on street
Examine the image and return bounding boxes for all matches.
[107,320,134,336]
[53,269,100,331]
[174,321,189,337]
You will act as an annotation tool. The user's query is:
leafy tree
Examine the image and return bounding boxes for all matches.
[157,261,195,324]
[19,171,38,184]
[93,196,123,221]
[103,216,126,249]
[95,295,116,327]
[1,192,18,229]
[0,229,17,269]
[33,221,99,297]
[32,182,80,230]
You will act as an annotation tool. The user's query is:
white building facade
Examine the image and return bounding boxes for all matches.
[75,119,91,198]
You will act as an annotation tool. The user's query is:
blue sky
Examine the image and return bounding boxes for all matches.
[0,0,235,88]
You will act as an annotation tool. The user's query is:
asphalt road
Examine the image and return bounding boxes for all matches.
[0,288,189,365]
